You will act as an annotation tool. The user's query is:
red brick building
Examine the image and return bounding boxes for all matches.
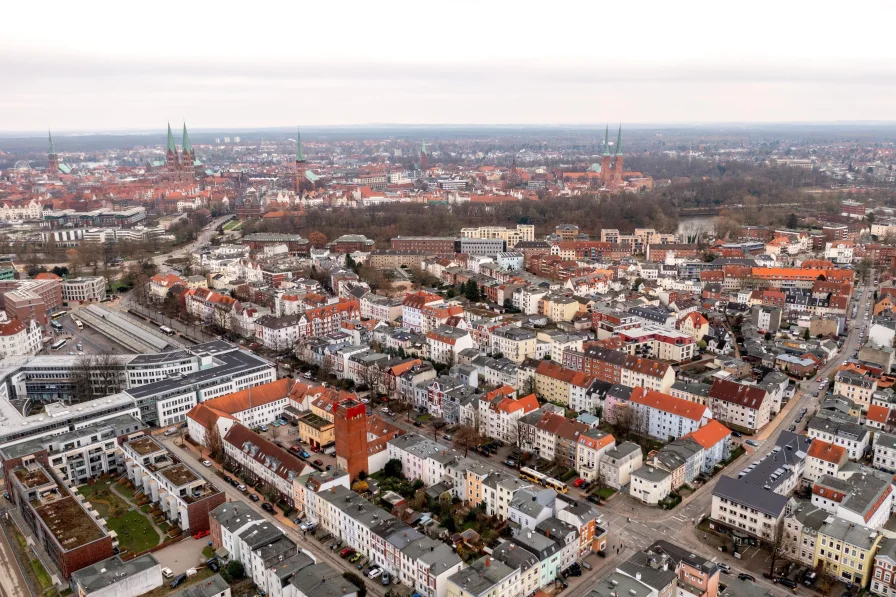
[335,400,368,480]
[390,236,457,254]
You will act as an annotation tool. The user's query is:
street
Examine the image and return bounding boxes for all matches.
[159,434,389,597]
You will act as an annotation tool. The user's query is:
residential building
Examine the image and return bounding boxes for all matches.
[70,554,163,597]
[61,276,107,304]
[0,317,42,357]
[627,388,712,442]
[871,538,896,597]
[815,517,882,587]
[122,435,225,535]
[630,466,672,505]
[223,423,307,506]
[804,439,848,483]
[599,441,643,489]
[706,379,771,432]
[812,471,893,531]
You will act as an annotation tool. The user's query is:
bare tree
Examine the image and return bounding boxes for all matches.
[205,425,225,461]
[768,522,786,578]
[71,354,97,404]
[453,425,482,457]
[94,353,124,395]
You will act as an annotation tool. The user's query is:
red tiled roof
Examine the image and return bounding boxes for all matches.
[685,420,731,448]
[631,388,709,422]
[807,439,847,464]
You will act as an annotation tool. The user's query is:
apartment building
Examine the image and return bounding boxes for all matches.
[575,429,617,482]
[0,317,42,357]
[872,538,896,597]
[360,294,403,322]
[481,473,534,519]
[804,439,848,482]
[815,517,882,587]
[534,360,596,407]
[647,540,721,597]
[834,370,877,411]
[599,442,643,489]
[187,378,294,447]
[426,326,474,365]
[711,475,789,542]
[0,414,143,486]
[812,471,893,531]
[490,326,538,363]
[223,423,306,506]
[807,412,870,460]
[873,433,896,473]
[460,225,535,249]
[782,502,829,567]
[446,556,519,597]
[460,388,539,444]
[626,388,712,442]
[706,379,771,432]
[562,347,675,393]
[122,435,225,535]
[7,461,114,578]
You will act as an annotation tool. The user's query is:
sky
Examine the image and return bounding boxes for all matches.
[3,0,895,132]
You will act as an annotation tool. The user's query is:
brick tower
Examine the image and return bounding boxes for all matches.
[181,122,195,180]
[419,138,428,172]
[614,125,624,183]
[334,400,368,480]
[295,127,306,193]
[47,130,59,174]
[600,125,612,184]
[166,123,180,178]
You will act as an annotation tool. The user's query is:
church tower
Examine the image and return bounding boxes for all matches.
[166,123,179,177]
[419,138,428,172]
[614,125,624,183]
[600,125,612,184]
[295,128,306,193]
[181,123,195,178]
[47,131,59,174]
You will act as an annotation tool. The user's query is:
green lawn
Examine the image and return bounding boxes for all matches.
[105,510,160,554]
[597,487,617,499]
[223,220,241,231]
[114,482,136,501]
[30,558,52,589]
[202,546,216,559]
[77,480,112,499]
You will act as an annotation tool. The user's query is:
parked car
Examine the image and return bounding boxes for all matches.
[300,521,316,532]
[382,572,391,585]
[262,503,275,513]
[413,421,422,427]
[202,460,212,467]
[170,574,187,588]
[745,439,760,447]
[775,576,797,589]
[349,553,362,563]
[368,567,383,579]
[238,484,247,492]
[738,573,755,582]
[802,572,818,586]
[443,434,452,441]
[289,445,301,454]
[573,478,585,488]
[249,494,260,502]
[299,451,310,458]
[503,460,516,468]
[731,431,742,438]
[193,529,210,539]
[313,459,324,466]
[223,476,234,485]
[341,548,355,558]
[208,559,220,572]
[162,567,174,579]
[717,563,731,573]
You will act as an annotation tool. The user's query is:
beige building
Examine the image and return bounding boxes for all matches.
[599,442,643,489]
[460,225,534,249]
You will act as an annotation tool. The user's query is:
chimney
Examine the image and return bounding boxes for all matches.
[485,557,490,567]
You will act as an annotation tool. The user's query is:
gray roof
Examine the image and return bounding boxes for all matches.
[448,556,517,597]
[818,517,880,550]
[619,549,679,592]
[238,522,284,549]
[0,413,144,460]
[587,571,654,597]
[714,475,789,517]
[210,502,264,533]
[648,539,718,576]
[289,563,360,597]
[631,466,671,483]
[71,554,159,593]
[170,574,231,597]
[604,441,642,461]
[876,432,896,451]
[268,551,315,580]
[737,431,811,492]
[816,468,892,520]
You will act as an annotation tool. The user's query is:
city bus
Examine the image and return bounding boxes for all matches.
[519,467,547,485]
[50,339,66,351]
[74,319,83,330]
[159,326,175,336]
[51,311,67,320]
[543,477,569,494]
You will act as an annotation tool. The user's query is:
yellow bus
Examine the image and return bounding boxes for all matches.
[519,466,547,485]
[544,477,568,494]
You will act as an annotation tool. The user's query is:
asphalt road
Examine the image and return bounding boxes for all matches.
[45,313,130,356]
[159,435,389,597]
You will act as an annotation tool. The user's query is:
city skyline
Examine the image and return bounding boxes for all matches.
[3,0,894,130]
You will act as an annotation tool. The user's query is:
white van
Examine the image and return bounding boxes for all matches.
[162,568,174,579]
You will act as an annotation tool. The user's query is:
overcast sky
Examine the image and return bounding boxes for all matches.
[3,0,894,132]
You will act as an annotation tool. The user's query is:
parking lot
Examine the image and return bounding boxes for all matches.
[48,312,130,355]
[254,420,339,473]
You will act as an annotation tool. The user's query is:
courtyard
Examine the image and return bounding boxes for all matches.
[76,477,174,555]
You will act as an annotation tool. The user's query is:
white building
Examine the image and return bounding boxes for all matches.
[628,388,712,442]
[61,276,107,303]
[0,317,42,357]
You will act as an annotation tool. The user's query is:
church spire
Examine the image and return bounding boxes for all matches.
[296,128,305,162]
[602,125,610,156]
[48,130,56,156]
[421,138,427,155]
[615,125,623,156]
[167,123,177,153]
[182,123,192,154]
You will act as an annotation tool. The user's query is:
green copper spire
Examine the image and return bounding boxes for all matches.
[167,123,177,153]
[421,138,427,155]
[296,128,305,162]
[602,125,610,156]
[182,123,192,154]
[615,125,623,156]
[48,130,56,156]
